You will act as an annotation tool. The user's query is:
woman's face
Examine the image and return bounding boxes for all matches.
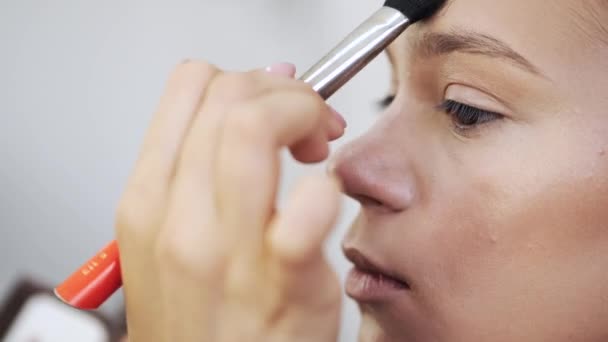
[333,0,608,340]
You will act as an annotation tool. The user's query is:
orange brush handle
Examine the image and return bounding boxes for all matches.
[55,240,122,310]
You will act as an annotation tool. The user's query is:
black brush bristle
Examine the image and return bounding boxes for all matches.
[384,0,447,22]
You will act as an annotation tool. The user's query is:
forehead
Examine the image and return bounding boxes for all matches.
[432,0,606,45]
[387,0,607,82]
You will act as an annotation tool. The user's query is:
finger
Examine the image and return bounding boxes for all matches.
[264,63,345,143]
[155,65,301,340]
[289,138,332,163]
[216,90,332,254]
[266,174,343,330]
[121,61,219,210]
[267,174,342,266]
[326,107,347,141]
[168,65,302,212]
[264,62,345,139]
[264,63,345,146]
[158,67,306,266]
[290,107,346,162]
[117,60,219,245]
[115,60,219,342]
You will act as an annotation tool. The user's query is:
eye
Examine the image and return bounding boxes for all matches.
[377,94,396,110]
[438,100,503,131]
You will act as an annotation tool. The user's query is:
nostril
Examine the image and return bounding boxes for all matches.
[351,194,384,207]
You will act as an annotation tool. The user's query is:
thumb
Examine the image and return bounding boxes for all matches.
[266,174,343,340]
[267,173,342,267]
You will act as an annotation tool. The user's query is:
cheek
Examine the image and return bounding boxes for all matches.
[413,125,608,337]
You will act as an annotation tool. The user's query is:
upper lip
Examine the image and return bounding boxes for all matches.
[343,246,411,289]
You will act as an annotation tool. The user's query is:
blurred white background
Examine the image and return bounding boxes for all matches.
[0,0,391,340]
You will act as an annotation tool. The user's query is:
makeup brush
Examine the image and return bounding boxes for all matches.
[55,0,447,310]
[300,0,446,99]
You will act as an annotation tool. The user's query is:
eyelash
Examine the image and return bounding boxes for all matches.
[438,100,503,131]
[377,94,396,109]
[377,95,503,132]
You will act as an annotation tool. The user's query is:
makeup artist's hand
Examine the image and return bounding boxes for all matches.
[114,61,346,342]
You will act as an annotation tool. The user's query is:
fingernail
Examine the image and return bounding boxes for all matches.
[328,118,344,138]
[265,62,296,77]
[330,107,347,129]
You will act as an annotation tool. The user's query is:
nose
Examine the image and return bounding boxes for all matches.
[330,127,418,212]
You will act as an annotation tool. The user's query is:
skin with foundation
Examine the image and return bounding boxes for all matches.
[337,0,608,340]
[115,0,608,341]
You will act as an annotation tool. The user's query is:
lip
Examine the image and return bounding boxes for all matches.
[343,247,410,302]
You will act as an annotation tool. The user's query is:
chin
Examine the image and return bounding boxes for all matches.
[357,313,406,342]
[355,305,440,342]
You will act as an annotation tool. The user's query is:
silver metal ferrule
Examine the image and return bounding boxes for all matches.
[299,7,410,100]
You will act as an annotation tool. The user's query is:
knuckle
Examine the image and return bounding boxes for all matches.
[295,80,320,97]
[155,229,228,279]
[297,90,328,119]
[168,59,219,85]
[114,179,165,238]
[173,59,217,76]
[224,102,268,141]
[114,189,158,238]
[208,72,257,99]
[114,202,134,237]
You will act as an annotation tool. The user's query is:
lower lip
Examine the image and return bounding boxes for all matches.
[345,267,409,302]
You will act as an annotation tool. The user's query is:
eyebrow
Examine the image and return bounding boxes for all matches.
[414,30,543,76]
